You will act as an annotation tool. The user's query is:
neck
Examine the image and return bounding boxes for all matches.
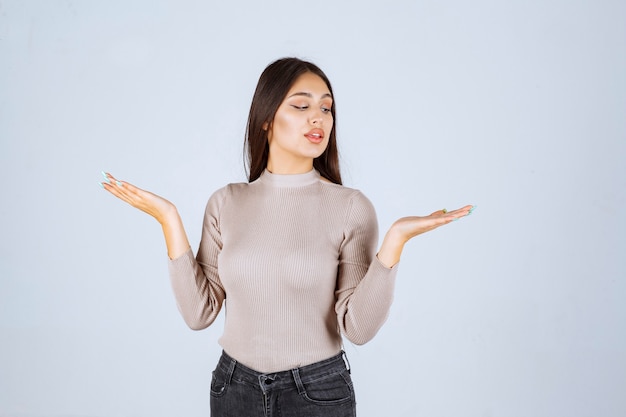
[266,157,314,175]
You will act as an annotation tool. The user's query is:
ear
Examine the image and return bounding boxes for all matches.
[262,121,270,131]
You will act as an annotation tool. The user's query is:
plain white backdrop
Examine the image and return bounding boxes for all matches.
[1,1,624,416]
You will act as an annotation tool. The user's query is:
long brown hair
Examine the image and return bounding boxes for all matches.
[244,58,342,184]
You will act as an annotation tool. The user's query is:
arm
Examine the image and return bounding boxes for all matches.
[335,192,474,345]
[168,189,227,329]
[335,192,398,345]
[101,172,225,329]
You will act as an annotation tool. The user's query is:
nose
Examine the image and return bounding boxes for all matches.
[310,110,324,125]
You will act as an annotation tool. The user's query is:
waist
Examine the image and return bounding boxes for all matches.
[218,323,343,372]
[216,350,350,391]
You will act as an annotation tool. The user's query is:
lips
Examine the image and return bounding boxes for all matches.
[304,128,325,144]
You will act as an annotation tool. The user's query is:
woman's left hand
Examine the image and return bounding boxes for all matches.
[377,205,474,267]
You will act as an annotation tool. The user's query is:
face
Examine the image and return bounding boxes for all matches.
[266,72,334,174]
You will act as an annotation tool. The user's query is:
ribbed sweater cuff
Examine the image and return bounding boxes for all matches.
[373,254,399,278]
[168,247,195,274]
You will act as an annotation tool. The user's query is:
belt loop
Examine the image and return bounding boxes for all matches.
[291,368,305,395]
[342,350,351,374]
[226,355,237,385]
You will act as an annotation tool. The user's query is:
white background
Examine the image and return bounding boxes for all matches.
[1,1,624,416]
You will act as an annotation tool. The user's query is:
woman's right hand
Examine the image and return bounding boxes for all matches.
[100,172,175,224]
[100,172,191,258]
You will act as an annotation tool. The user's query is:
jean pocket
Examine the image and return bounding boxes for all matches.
[210,369,229,398]
[301,371,354,406]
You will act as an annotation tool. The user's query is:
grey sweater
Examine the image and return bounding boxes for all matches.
[169,169,398,373]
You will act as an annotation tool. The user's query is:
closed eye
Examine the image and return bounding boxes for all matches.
[290,104,332,113]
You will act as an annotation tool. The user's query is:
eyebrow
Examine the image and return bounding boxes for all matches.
[287,92,333,100]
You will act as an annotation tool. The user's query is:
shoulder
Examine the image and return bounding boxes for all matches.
[204,181,250,213]
[321,181,373,203]
[320,182,377,220]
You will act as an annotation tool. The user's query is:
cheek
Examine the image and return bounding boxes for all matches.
[272,113,298,136]
[267,116,285,142]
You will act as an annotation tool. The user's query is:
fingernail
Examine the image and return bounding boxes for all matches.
[99,182,105,189]
[469,205,477,214]
[116,181,123,187]
[101,171,111,183]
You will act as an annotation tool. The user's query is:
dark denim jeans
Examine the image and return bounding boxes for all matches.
[210,350,356,417]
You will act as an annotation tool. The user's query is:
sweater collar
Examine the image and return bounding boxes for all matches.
[258,169,320,187]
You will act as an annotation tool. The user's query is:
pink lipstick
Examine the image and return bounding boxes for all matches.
[305,128,324,144]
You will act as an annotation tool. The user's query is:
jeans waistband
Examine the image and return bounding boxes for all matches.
[216,350,350,392]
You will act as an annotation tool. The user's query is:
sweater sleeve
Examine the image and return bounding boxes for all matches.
[335,191,398,345]
[168,187,227,330]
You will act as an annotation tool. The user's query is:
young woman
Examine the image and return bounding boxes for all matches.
[101,57,473,417]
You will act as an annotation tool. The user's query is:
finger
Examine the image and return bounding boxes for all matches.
[446,205,475,220]
[101,172,145,198]
[100,173,141,204]
[101,180,136,206]
[100,172,126,192]
[429,208,448,216]
[444,205,471,214]
[101,171,114,185]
